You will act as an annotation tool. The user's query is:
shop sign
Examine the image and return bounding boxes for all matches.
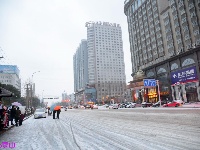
[171,66,198,84]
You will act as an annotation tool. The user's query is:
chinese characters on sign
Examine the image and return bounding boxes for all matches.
[171,66,198,85]
[0,142,16,149]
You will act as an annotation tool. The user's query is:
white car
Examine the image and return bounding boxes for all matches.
[92,105,98,109]
[109,104,119,109]
[174,100,184,104]
[34,109,46,119]
[126,103,136,108]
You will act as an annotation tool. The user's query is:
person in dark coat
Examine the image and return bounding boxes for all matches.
[10,106,16,125]
[19,113,24,126]
[56,109,61,119]
[53,110,56,119]
[15,107,21,126]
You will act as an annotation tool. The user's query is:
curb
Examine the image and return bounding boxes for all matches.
[0,114,33,135]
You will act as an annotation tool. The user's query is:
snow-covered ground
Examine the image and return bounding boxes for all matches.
[1,108,200,150]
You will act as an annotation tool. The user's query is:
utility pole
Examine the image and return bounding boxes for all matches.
[30,84,32,108]
[25,84,30,108]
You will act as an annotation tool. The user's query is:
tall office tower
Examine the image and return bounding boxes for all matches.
[73,40,88,92]
[124,0,200,102]
[85,21,126,103]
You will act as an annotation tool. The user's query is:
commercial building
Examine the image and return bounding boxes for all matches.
[124,0,200,103]
[0,65,21,91]
[85,21,126,104]
[73,22,127,104]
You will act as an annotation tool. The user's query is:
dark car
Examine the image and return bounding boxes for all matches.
[142,102,153,108]
[85,105,91,109]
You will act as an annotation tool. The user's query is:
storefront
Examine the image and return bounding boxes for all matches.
[170,66,199,102]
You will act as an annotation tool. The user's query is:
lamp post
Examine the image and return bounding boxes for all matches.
[156,80,161,107]
[30,71,40,108]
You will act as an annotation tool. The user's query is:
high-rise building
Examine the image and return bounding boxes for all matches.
[73,40,88,92]
[0,65,21,91]
[85,21,126,103]
[124,0,200,103]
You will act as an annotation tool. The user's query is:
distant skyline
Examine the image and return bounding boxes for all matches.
[0,0,132,100]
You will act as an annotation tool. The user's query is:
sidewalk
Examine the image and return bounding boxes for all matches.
[0,114,33,134]
[181,102,200,108]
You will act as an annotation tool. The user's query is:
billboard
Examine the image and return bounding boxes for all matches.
[170,66,198,85]
[0,65,19,76]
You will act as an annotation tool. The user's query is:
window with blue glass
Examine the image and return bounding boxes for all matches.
[138,0,141,6]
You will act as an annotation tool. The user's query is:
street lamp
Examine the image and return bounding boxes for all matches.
[32,71,40,83]
[30,71,40,108]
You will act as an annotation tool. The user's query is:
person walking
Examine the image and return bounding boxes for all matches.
[10,106,16,125]
[2,106,9,129]
[53,110,56,119]
[19,113,24,126]
[15,107,21,126]
[56,109,61,119]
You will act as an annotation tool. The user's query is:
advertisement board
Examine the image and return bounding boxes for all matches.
[0,65,19,76]
[170,66,198,84]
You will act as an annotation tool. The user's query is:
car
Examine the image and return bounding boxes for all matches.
[109,104,119,109]
[79,105,85,109]
[126,103,136,108]
[68,106,73,109]
[152,101,167,107]
[34,109,46,119]
[92,105,98,109]
[174,100,184,105]
[85,105,91,109]
[142,102,153,108]
[163,101,180,107]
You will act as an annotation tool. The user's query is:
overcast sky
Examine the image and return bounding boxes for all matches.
[0,0,132,100]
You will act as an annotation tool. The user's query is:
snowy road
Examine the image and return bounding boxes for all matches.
[1,108,200,150]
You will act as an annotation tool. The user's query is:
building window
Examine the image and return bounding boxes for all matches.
[171,63,178,70]
[182,58,195,67]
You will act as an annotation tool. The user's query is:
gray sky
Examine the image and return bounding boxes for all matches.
[0,0,132,99]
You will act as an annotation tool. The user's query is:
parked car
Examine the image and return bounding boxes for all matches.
[109,104,119,109]
[142,102,153,108]
[119,103,128,108]
[174,100,184,105]
[126,103,136,108]
[34,109,46,119]
[152,101,167,107]
[68,106,73,109]
[85,105,91,109]
[163,101,180,107]
[92,105,98,109]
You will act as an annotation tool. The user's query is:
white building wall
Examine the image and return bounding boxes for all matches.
[0,73,21,91]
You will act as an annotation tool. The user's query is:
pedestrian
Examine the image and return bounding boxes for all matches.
[56,109,61,119]
[2,106,9,129]
[19,113,24,126]
[53,110,56,119]
[15,107,21,126]
[10,105,16,125]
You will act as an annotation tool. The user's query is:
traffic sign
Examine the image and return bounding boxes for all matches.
[143,79,156,87]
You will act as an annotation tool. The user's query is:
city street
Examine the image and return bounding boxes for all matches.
[1,107,200,150]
